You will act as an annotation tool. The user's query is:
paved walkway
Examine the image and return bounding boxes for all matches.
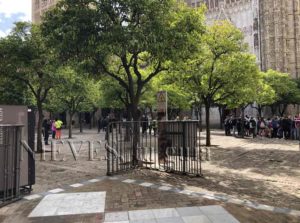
[1,129,300,223]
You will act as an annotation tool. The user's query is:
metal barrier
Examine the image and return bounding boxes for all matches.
[106,121,202,176]
[0,124,23,207]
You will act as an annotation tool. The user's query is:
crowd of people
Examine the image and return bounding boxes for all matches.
[224,115,300,140]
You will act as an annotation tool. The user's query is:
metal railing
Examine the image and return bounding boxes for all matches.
[106,121,202,176]
[0,124,23,207]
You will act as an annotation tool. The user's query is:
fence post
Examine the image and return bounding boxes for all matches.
[106,124,111,176]
[182,121,187,174]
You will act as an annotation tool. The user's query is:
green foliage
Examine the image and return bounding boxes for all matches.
[0,22,60,106]
[0,22,62,151]
[41,0,206,119]
[263,69,300,105]
[47,66,101,115]
[179,21,260,108]
[177,21,261,145]
[0,76,34,105]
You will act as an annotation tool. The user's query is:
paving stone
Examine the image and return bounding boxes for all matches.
[48,188,65,194]
[123,179,136,183]
[182,215,212,223]
[178,190,193,195]
[202,195,216,200]
[70,183,84,188]
[88,179,100,183]
[23,194,42,201]
[105,211,129,221]
[156,217,184,223]
[206,214,240,223]
[199,206,228,215]
[129,210,155,220]
[105,221,129,223]
[29,192,106,217]
[139,182,154,187]
[176,207,203,217]
[130,219,157,223]
[152,208,179,218]
[255,204,274,212]
[158,186,172,191]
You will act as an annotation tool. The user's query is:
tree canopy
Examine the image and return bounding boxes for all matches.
[178,21,261,145]
[41,0,206,120]
[0,22,60,152]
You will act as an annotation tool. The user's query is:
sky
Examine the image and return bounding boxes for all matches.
[0,0,31,37]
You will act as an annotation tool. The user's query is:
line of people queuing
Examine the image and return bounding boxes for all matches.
[224,115,300,139]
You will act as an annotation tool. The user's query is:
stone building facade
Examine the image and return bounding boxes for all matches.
[186,0,261,66]
[32,0,58,23]
[186,0,300,116]
[187,0,300,79]
[32,0,300,77]
[259,0,300,78]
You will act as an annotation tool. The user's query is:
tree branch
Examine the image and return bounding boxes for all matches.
[143,61,168,85]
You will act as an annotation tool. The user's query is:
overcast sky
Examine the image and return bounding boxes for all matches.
[0,0,31,37]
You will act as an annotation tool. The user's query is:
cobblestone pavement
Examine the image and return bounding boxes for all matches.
[124,130,300,210]
[0,128,299,223]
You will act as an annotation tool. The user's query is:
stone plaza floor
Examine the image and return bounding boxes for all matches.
[0,129,300,222]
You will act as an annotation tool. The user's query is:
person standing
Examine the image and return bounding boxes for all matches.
[271,117,279,138]
[282,116,291,139]
[141,115,149,134]
[55,118,63,139]
[249,117,256,138]
[43,119,51,145]
[51,119,56,139]
[224,116,231,136]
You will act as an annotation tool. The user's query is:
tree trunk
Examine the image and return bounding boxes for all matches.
[79,112,83,133]
[218,106,223,129]
[241,107,245,138]
[68,112,74,138]
[129,102,141,166]
[270,105,277,116]
[89,111,93,129]
[36,103,44,153]
[258,105,262,117]
[279,104,287,117]
[198,104,202,131]
[205,102,211,146]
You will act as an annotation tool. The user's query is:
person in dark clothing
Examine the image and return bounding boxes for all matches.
[224,116,231,136]
[141,115,149,134]
[249,117,256,138]
[282,116,292,139]
[271,117,279,138]
[43,119,51,145]
[231,118,237,136]
[236,118,242,136]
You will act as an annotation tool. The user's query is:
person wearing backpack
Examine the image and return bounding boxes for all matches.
[258,117,266,137]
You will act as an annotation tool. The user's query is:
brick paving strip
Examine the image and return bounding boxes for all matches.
[22,175,300,218]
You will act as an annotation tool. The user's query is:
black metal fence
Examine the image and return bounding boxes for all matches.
[106,121,202,176]
[0,125,23,207]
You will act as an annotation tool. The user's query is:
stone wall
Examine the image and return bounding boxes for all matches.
[32,0,58,23]
[187,0,261,64]
[259,0,300,78]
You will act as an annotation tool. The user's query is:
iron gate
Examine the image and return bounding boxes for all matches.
[0,125,23,207]
[106,121,202,176]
